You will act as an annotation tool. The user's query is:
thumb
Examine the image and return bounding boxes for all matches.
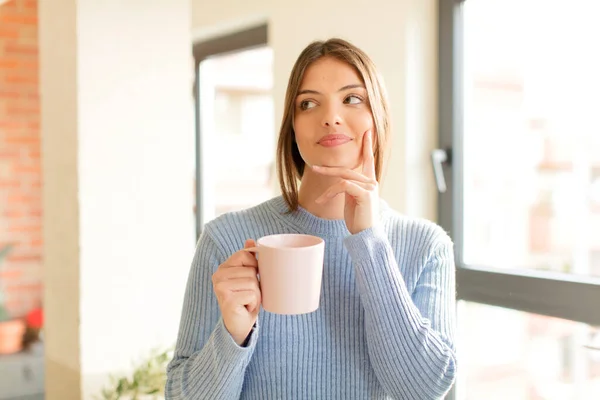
[244,239,256,249]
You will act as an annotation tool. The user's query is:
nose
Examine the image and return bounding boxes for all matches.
[321,102,342,127]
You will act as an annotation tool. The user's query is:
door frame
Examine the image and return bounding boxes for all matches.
[192,25,268,238]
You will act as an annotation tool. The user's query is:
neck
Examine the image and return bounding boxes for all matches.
[298,169,346,220]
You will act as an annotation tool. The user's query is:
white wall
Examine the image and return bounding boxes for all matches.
[40,0,196,398]
[192,0,439,219]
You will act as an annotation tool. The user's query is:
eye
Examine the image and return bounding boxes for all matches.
[344,95,363,105]
[299,100,317,110]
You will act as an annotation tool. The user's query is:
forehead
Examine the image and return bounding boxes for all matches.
[299,57,364,90]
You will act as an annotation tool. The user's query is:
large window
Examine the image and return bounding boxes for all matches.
[438,1,600,399]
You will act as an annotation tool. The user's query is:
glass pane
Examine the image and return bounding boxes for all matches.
[457,302,600,400]
[462,0,600,276]
[198,46,276,224]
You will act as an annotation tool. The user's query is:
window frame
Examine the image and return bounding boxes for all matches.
[438,2,600,397]
[437,0,600,325]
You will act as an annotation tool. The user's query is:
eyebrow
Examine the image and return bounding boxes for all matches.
[297,84,365,96]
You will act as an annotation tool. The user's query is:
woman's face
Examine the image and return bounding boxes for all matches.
[293,57,374,170]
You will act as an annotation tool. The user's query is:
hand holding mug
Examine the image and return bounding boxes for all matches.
[212,239,261,346]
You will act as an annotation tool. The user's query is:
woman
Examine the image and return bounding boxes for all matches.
[166,38,457,400]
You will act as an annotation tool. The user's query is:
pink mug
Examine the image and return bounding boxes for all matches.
[245,234,325,315]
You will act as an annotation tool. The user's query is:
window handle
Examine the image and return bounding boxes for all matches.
[431,148,452,193]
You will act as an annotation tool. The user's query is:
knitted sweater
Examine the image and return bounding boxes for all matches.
[166,196,457,399]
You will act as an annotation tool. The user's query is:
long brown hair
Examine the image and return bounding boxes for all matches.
[276,38,391,212]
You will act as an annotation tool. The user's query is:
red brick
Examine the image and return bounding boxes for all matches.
[0,27,20,39]
[4,285,36,297]
[0,1,18,11]
[18,26,38,40]
[4,42,37,55]
[23,0,37,11]
[0,90,21,99]
[28,209,41,217]
[3,60,38,70]
[3,209,26,218]
[0,269,23,280]
[6,104,40,114]
[3,74,38,84]
[0,179,21,188]
[0,149,21,158]
[13,163,40,174]
[0,120,26,130]
[7,193,36,204]
[0,59,19,68]
[0,14,38,25]
[7,254,41,263]
[4,135,39,145]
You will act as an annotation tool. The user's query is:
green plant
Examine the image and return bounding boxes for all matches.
[0,245,11,263]
[97,347,173,400]
[0,302,9,322]
[0,244,13,322]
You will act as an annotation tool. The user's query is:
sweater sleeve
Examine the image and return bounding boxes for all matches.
[165,230,259,400]
[343,225,457,400]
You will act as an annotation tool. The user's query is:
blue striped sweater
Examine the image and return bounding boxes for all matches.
[166,196,457,399]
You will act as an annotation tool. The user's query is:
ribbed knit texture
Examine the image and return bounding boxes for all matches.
[166,196,457,400]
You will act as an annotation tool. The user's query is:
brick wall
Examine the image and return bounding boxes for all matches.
[0,0,42,318]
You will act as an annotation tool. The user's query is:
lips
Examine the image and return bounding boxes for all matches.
[318,134,352,148]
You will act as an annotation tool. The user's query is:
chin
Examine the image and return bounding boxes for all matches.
[316,158,358,169]
[313,149,360,169]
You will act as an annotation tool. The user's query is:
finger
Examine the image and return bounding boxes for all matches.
[362,130,376,180]
[224,250,259,268]
[320,179,375,197]
[244,289,262,314]
[224,290,261,313]
[242,239,259,254]
[315,180,369,203]
[246,293,262,314]
[311,165,375,184]
[215,277,259,293]
[214,266,258,282]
